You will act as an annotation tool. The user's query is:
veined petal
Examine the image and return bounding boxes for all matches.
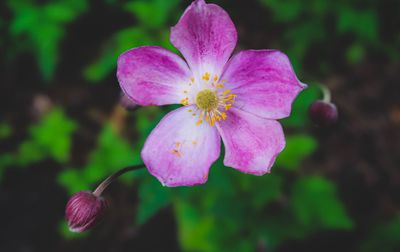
[141,106,221,187]
[117,46,192,106]
[170,0,237,78]
[216,108,285,175]
[221,50,306,119]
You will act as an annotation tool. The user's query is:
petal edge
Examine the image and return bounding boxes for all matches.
[217,108,285,175]
[141,106,221,187]
[221,50,306,119]
[117,46,192,106]
[170,0,237,77]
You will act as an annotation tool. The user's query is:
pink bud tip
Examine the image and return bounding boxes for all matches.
[309,100,339,126]
[65,191,108,233]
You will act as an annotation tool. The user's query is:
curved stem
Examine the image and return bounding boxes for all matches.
[319,84,331,103]
[93,164,145,197]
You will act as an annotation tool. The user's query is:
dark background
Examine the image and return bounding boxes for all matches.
[0,0,399,251]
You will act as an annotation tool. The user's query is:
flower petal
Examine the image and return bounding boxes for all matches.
[141,106,221,187]
[117,46,191,106]
[216,108,285,175]
[221,50,306,119]
[170,0,237,77]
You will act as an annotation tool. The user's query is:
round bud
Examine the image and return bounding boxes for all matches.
[309,100,338,125]
[65,191,108,233]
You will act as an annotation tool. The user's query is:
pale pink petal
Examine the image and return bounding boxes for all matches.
[221,50,306,119]
[216,108,285,175]
[117,46,191,106]
[170,0,237,77]
[141,106,221,186]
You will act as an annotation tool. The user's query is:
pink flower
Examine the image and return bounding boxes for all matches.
[117,0,306,187]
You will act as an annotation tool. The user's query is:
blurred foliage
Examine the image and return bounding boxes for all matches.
[5,0,396,81]
[136,174,172,225]
[361,215,400,252]
[290,176,353,230]
[18,108,77,165]
[58,105,166,194]
[276,134,317,170]
[124,0,181,29]
[1,0,399,251]
[282,84,320,127]
[257,0,399,72]
[0,123,13,139]
[7,0,88,80]
[84,27,154,82]
[0,108,76,181]
[58,123,136,194]
[84,0,180,82]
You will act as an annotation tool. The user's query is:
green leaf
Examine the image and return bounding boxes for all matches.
[136,177,172,225]
[276,134,317,170]
[175,199,217,252]
[283,21,326,70]
[337,8,379,42]
[17,108,77,165]
[0,123,13,139]
[361,215,400,252]
[58,124,136,194]
[258,0,302,22]
[291,176,354,230]
[84,27,154,82]
[124,0,181,29]
[17,140,45,166]
[236,173,283,209]
[8,0,88,80]
[346,43,365,65]
[30,108,77,162]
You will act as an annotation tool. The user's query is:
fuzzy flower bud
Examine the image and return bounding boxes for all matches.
[65,191,108,233]
[309,100,338,125]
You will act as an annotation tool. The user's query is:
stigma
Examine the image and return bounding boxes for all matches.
[180,72,236,126]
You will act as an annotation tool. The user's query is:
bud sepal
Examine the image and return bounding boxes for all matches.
[65,191,108,233]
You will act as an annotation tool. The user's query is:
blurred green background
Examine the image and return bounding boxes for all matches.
[0,0,399,251]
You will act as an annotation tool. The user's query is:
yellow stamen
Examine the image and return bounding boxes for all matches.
[186,78,236,126]
[222,89,231,95]
[202,72,210,81]
[220,112,227,120]
[180,97,189,106]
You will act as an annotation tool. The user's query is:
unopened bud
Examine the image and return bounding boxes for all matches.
[309,100,338,125]
[65,191,108,233]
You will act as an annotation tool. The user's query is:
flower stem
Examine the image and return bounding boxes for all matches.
[93,164,145,197]
[319,84,331,103]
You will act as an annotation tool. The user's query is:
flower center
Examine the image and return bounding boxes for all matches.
[196,89,219,111]
[180,73,237,126]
